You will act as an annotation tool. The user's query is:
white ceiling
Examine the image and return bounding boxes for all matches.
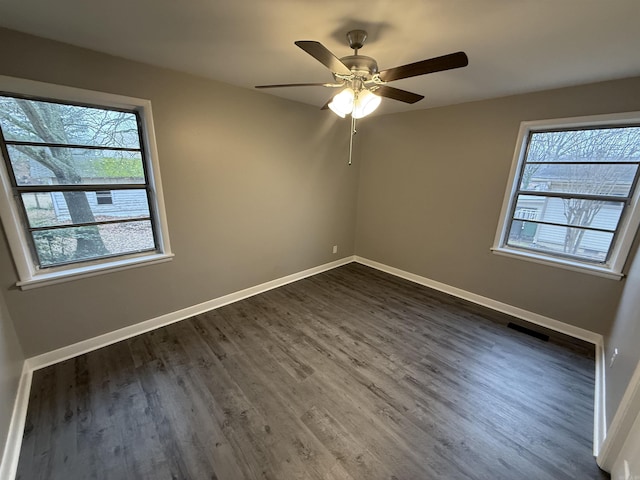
[1,0,639,117]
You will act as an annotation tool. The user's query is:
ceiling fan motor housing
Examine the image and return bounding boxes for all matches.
[338,55,378,79]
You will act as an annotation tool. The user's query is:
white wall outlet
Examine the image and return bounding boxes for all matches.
[332,245,338,254]
[610,348,619,367]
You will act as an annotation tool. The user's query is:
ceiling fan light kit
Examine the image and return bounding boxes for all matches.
[328,88,354,118]
[328,87,382,119]
[352,89,381,119]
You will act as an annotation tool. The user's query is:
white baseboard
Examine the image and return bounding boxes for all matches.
[597,358,640,471]
[0,363,32,480]
[594,340,607,457]
[27,255,356,371]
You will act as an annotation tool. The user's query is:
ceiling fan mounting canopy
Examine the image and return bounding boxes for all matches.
[255,29,469,114]
[346,29,368,51]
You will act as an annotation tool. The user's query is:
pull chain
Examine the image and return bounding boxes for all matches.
[348,116,357,165]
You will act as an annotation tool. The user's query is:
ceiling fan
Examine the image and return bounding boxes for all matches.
[256,29,469,119]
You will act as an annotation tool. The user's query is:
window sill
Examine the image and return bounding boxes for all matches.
[16,253,175,290]
[490,247,624,280]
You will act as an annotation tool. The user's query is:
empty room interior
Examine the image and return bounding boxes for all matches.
[1,1,640,479]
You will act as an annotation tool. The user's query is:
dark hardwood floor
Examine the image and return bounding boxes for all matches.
[16,263,609,479]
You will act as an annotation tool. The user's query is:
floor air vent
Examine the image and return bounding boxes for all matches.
[507,322,550,342]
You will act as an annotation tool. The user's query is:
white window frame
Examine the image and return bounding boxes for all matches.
[492,112,640,280]
[0,76,173,289]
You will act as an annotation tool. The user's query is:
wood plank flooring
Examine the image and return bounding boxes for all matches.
[16,263,609,479]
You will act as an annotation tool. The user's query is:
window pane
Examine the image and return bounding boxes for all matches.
[507,221,613,262]
[528,127,640,163]
[0,96,140,149]
[513,195,623,231]
[520,163,636,196]
[21,190,150,228]
[32,220,155,267]
[7,146,144,186]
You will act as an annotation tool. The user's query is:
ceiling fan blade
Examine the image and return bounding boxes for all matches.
[374,85,424,104]
[295,41,352,75]
[378,51,468,82]
[255,83,336,89]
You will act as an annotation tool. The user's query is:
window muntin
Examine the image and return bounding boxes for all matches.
[0,79,171,287]
[493,114,640,278]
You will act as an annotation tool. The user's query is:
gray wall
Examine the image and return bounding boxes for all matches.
[2,25,640,464]
[605,243,640,427]
[2,26,640,385]
[0,28,360,356]
[356,77,640,334]
[0,289,24,468]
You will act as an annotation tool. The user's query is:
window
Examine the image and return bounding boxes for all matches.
[492,112,640,279]
[96,191,114,205]
[0,76,172,288]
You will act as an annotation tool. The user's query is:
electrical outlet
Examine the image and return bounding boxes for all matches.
[332,245,338,254]
[610,348,619,367]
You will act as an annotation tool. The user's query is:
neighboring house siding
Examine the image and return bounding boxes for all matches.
[535,197,619,252]
[51,190,149,220]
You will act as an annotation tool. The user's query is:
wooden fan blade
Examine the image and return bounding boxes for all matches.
[295,41,352,75]
[255,83,334,89]
[374,85,424,104]
[378,51,468,82]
